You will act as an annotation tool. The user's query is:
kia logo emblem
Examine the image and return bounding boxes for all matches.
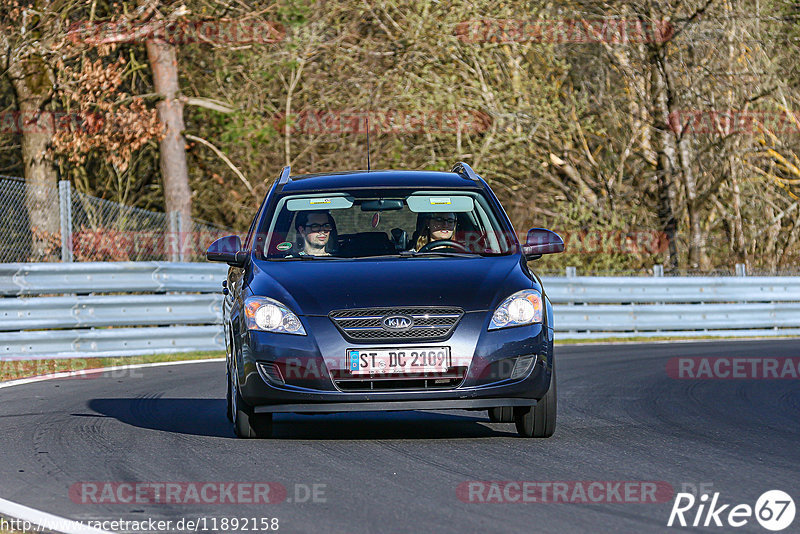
[381,315,413,331]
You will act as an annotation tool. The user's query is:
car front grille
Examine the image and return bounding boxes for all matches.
[330,367,468,391]
[328,307,464,343]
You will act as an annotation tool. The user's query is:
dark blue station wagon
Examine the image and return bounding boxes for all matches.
[207,163,564,438]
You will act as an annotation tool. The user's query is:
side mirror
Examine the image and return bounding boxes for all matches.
[522,228,565,260]
[206,235,248,267]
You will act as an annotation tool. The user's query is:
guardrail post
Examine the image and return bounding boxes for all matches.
[653,264,664,277]
[168,211,186,262]
[177,211,186,262]
[58,180,73,262]
[735,263,747,277]
[566,266,577,278]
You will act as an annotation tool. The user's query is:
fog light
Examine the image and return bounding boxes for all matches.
[257,361,285,385]
[510,355,537,380]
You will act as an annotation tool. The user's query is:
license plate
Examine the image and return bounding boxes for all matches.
[347,347,451,375]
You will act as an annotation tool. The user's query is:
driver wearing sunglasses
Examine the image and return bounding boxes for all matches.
[296,210,336,256]
[413,212,458,251]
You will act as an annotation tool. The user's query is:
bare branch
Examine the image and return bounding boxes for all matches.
[185,133,256,197]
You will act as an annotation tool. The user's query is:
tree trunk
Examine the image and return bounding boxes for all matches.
[654,47,703,270]
[677,135,703,269]
[650,62,679,272]
[8,53,60,261]
[145,38,192,233]
[764,203,781,274]
[725,3,747,269]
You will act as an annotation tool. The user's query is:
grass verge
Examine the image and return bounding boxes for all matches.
[0,351,224,382]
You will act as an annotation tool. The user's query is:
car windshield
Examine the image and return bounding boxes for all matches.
[259,189,515,260]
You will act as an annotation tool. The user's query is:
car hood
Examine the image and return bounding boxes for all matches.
[248,255,532,316]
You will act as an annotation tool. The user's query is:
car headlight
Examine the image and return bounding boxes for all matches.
[244,297,306,335]
[489,289,543,330]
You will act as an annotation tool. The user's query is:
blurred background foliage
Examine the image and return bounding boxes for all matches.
[1,0,800,272]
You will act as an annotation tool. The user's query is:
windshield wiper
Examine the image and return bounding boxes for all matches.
[273,255,341,260]
[398,250,475,258]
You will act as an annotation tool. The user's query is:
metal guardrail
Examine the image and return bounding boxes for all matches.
[553,302,800,334]
[0,262,224,296]
[1,262,228,359]
[540,276,800,303]
[1,263,798,359]
[2,326,224,359]
[0,294,220,331]
[540,276,800,339]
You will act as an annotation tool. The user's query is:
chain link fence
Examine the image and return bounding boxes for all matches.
[0,176,47,262]
[0,176,232,262]
[2,175,797,273]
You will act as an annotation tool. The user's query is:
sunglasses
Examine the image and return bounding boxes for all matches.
[303,223,333,233]
[430,216,456,226]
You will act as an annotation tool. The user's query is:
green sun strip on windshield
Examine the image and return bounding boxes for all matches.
[286,195,355,211]
[406,194,475,212]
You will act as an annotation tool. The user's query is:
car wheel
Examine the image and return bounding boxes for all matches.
[514,363,557,438]
[230,367,273,439]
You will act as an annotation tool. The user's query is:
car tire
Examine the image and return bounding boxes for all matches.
[226,365,234,422]
[230,366,273,439]
[487,406,515,423]
[225,332,234,422]
[514,363,557,438]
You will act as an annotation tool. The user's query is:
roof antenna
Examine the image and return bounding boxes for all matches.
[366,83,375,171]
[366,112,371,171]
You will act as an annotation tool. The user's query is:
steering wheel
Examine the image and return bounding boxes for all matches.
[418,240,467,252]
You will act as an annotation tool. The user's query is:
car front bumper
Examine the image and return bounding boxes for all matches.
[235,312,554,411]
[253,398,536,414]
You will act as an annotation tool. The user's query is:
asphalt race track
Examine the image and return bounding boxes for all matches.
[0,339,798,533]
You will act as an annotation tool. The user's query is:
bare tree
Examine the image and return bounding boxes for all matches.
[1,7,60,260]
[146,36,192,226]
[137,1,192,229]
